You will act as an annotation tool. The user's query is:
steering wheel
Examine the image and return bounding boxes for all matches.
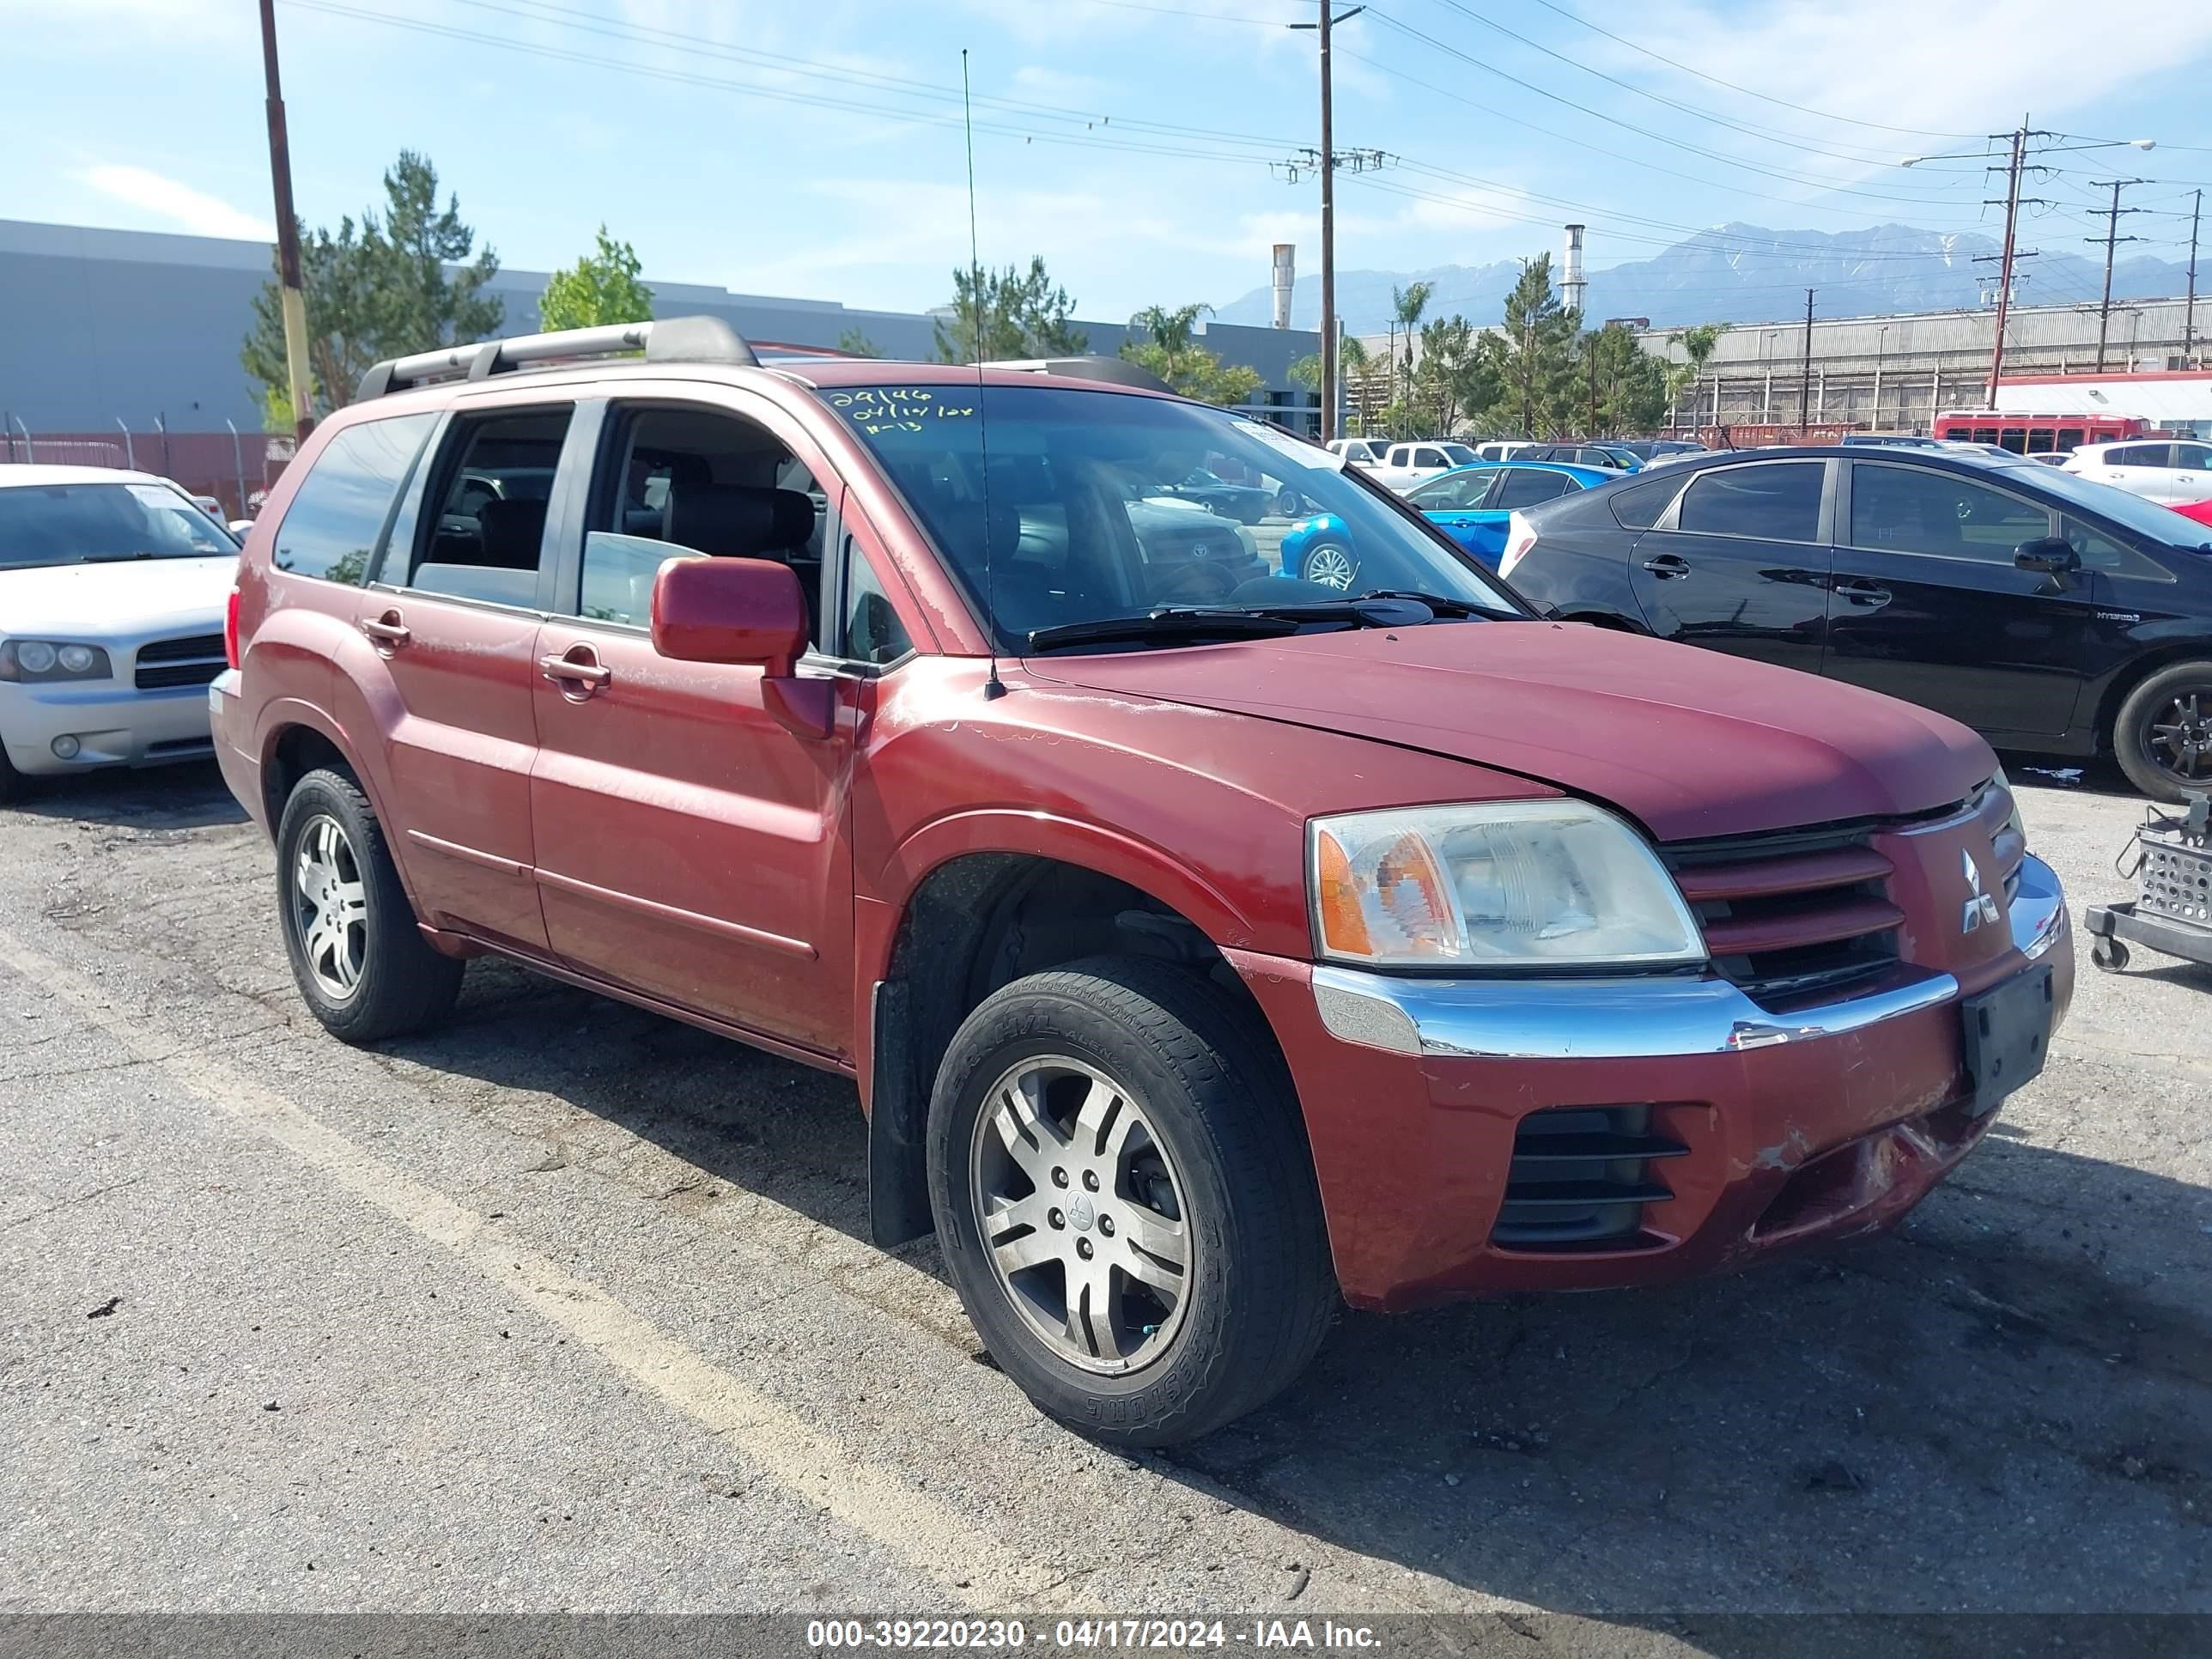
[1151,556,1242,605]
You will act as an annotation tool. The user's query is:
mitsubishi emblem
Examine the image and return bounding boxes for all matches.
[1960,848,2001,934]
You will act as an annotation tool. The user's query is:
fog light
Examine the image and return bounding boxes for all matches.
[50,735,81,760]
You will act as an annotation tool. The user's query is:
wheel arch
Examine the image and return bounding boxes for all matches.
[2088,641,2212,758]
[861,846,1285,1250]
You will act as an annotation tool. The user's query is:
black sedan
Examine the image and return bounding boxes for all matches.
[1500,446,2212,799]
[1150,467,1299,524]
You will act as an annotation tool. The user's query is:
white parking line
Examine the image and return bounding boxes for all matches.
[0,925,1052,1609]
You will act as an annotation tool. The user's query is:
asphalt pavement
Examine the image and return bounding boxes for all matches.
[1,757,2206,1638]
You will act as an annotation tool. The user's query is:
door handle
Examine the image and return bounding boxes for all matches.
[1834,580,1892,608]
[360,611,410,647]
[1641,553,1692,579]
[540,648,612,692]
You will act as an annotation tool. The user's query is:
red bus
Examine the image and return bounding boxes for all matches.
[1932,410,2151,454]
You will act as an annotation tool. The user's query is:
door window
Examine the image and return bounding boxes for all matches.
[271,412,436,584]
[1847,463,2050,562]
[2175,444,2212,471]
[2057,428,2086,451]
[1413,447,1449,470]
[1608,474,1680,530]
[1491,469,1577,510]
[1386,447,1411,468]
[1408,471,1494,510]
[2107,444,2168,468]
[1674,462,1824,543]
[574,405,828,641]
[404,409,571,606]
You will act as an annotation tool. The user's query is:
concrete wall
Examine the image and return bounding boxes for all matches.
[0,218,1323,434]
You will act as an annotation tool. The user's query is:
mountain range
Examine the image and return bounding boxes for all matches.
[1213,222,2197,334]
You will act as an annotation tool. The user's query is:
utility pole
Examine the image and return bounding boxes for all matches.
[258,0,314,444]
[1979,122,2036,410]
[1286,6,1370,443]
[1798,289,1814,433]
[2087,179,2148,373]
[2186,189,2203,366]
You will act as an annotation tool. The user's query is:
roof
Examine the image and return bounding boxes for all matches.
[1435,459,1620,485]
[0,465,171,489]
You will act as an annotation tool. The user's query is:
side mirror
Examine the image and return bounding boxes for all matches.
[652,556,808,672]
[649,556,830,740]
[2014,537,2081,575]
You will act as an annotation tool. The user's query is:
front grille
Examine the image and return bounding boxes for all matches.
[135,633,226,691]
[1664,824,1900,1005]
[1491,1105,1686,1252]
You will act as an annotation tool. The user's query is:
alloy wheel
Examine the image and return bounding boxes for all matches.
[1302,544,1355,591]
[2147,689,2212,783]
[292,813,368,1001]
[969,1056,1193,1376]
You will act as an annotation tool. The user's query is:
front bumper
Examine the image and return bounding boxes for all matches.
[1230,854,2072,1310]
[0,679,216,776]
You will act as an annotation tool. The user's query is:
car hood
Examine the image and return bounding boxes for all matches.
[1026,620,1992,842]
[0,556,235,638]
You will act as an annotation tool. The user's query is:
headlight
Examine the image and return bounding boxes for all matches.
[1990,764,2026,846]
[1310,801,1706,969]
[0,640,114,683]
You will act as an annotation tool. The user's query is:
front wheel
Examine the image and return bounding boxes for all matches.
[927,957,1336,1447]
[1299,542,1356,591]
[2113,659,2212,802]
[276,768,464,1042]
[1274,486,1304,520]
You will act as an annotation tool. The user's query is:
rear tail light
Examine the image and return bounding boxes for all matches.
[224,586,240,671]
[1499,512,1539,578]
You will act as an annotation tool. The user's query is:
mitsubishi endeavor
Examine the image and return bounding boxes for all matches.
[211,318,2071,1446]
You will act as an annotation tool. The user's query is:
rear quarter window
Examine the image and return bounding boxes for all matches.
[271,413,437,583]
[1608,474,1681,530]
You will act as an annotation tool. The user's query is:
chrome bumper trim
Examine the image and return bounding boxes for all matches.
[1311,964,1960,1060]
[2008,853,2066,963]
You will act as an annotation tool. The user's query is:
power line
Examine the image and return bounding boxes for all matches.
[1514,0,1984,142]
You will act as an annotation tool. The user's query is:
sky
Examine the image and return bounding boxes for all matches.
[5,0,2212,329]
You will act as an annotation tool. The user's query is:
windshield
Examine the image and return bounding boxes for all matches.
[830,384,1517,648]
[2033,465,2212,545]
[0,481,237,568]
[1439,443,1480,465]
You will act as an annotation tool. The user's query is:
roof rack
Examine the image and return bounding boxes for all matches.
[356,314,759,401]
[979,356,1176,395]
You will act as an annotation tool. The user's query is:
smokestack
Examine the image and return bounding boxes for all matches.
[1272,243,1296,330]
[1561,223,1587,319]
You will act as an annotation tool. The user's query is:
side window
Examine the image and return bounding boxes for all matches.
[1410,472,1490,509]
[1675,462,1825,543]
[2063,516,2174,581]
[2108,444,2164,468]
[271,413,435,583]
[2177,444,2212,471]
[1609,474,1680,530]
[841,538,915,666]
[1491,470,1574,510]
[1414,447,1448,470]
[1386,447,1409,468]
[407,408,572,606]
[1847,464,2049,562]
[574,404,829,642]
[2057,428,2086,451]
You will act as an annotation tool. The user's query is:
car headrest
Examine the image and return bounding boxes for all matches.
[666,483,814,560]
[476,496,548,568]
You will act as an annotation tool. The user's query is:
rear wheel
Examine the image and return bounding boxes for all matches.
[2114,659,2212,802]
[927,957,1336,1447]
[276,768,464,1042]
[1274,486,1304,519]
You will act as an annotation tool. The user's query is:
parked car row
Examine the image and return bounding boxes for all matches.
[13,326,2112,1454]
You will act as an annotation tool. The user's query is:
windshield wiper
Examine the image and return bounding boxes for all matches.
[1027,609,1304,653]
[1354,587,1518,619]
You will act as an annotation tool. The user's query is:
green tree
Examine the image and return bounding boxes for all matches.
[836,327,885,358]
[1412,315,1495,436]
[1477,254,1579,438]
[1119,303,1262,407]
[242,150,502,420]
[931,256,1087,362]
[1389,280,1434,405]
[1571,322,1671,436]
[1664,322,1728,423]
[538,226,653,331]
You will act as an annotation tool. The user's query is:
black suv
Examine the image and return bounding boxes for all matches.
[1500,446,2212,799]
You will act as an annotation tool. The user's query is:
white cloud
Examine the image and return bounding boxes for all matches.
[80,166,274,240]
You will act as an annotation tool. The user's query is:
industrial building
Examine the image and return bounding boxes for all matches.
[0,217,1326,469]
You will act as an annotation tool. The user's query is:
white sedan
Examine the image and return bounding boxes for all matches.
[0,466,238,800]
[2062,439,2212,505]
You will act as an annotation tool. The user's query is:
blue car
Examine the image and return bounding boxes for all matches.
[1279,459,1618,584]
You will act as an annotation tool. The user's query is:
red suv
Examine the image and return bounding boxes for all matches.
[212,318,2071,1445]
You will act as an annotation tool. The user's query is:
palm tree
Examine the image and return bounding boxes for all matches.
[1390,281,1433,405]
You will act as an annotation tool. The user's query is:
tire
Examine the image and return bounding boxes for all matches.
[0,741,22,805]
[1299,542,1356,591]
[2112,659,2212,802]
[1274,487,1304,520]
[275,767,464,1042]
[2090,936,2130,973]
[927,957,1336,1447]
